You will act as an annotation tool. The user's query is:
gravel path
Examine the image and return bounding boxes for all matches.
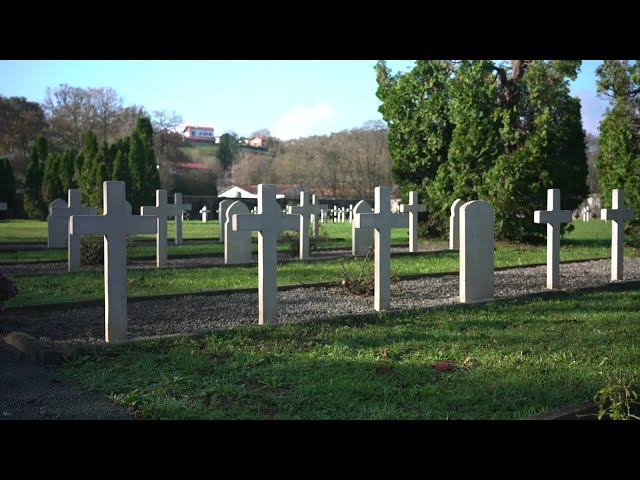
[0,244,445,276]
[0,341,133,420]
[1,257,636,349]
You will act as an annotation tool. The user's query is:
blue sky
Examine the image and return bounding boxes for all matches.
[0,60,608,140]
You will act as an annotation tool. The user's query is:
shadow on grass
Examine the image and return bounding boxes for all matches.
[60,281,640,420]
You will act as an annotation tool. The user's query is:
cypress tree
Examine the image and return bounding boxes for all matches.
[60,149,76,192]
[127,132,146,212]
[24,135,48,219]
[0,157,16,210]
[41,152,64,205]
[595,60,640,243]
[376,60,588,241]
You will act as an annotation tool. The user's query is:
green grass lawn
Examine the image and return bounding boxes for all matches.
[60,284,640,419]
[0,220,409,263]
[5,237,626,307]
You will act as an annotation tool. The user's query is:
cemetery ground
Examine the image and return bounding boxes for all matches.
[58,284,640,420]
[2,219,640,419]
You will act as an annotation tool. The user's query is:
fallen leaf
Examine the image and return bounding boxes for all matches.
[430,360,457,372]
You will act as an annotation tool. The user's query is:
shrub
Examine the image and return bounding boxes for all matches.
[0,273,18,310]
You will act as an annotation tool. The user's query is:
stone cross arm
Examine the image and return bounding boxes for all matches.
[533,209,572,225]
[71,214,157,236]
[355,212,409,230]
[602,207,635,222]
[233,212,299,233]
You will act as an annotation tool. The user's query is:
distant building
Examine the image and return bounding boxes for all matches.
[248,136,268,148]
[182,126,215,144]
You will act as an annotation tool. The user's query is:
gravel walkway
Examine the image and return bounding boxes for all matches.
[0,341,133,420]
[1,257,636,349]
[0,244,445,276]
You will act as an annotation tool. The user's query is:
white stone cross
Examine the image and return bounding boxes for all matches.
[400,191,426,252]
[352,200,373,256]
[602,189,635,281]
[48,192,97,249]
[232,184,299,325]
[582,204,590,222]
[173,192,191,244]
[348,204,354,223]
[354,186,409,311]
[141,190,179,267]
[63,190,98,271]
[320,204,328,223]
[534,189,572,289]
[311,194,321,238]
[449,199,464,250]
[290,191,321,259]
[218,199,233,243]
[200,206,211,223]
[225,200,251,264]
[460,200,494,303]
[70,181,156,342]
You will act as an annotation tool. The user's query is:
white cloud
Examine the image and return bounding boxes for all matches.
[271,102,337,140]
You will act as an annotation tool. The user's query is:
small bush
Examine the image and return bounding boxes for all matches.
[279,225,326,254]
[339,248,375,295]
[81,235,104,265]
[80,235,133,265]
[594,376,640,420]
[0,272,18,309]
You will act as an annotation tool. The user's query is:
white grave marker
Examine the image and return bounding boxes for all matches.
[232,184,298,325]
[582,204,590,222]
[602,189,635,281]
[173,192,191,244]
[352,200,374,256]
[400,191,426,252]
[460,200,494,303]
[320,204,328,223]
[311,194,321,238]
[449,199,464,250]
[225,200,252,264]
[354,187,409,311]
[48,190,96,250]
[70,181,156,342]
[141,190,179,267]
[63,190,98,271]
[534,189,572,289]
[218,199,233,243]
[47,198,69,248]
[200,206,211,223]
[291,191,321,259]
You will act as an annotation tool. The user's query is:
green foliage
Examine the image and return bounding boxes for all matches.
[339,247,375,295]
[112,150,129,184]
[596,61,640,244]
[24,135,48,219]
[594,376,640,420]
[80,235,104,265]
[0,157,16,209]
[218,133,239,171]
[377,60,589,242]
[60,149,76,192]
[0,272,18,310]
[41,152,65,206]
[127,117,160,211]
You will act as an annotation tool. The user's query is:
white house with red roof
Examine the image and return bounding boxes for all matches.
[182,125,215,144]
